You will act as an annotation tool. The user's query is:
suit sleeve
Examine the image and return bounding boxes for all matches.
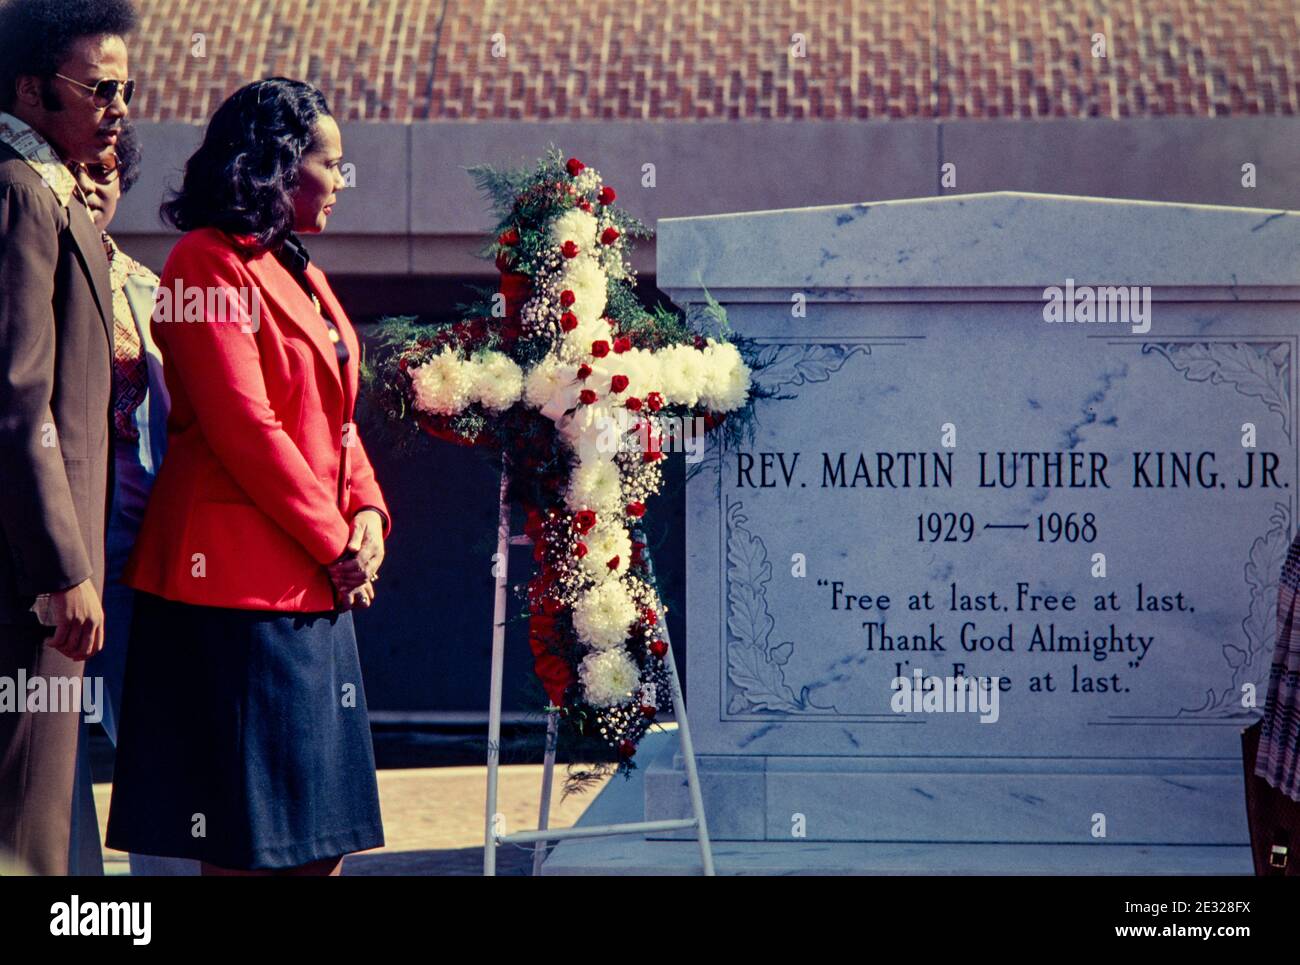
[345,433,392,537]
[0,183,94,594]
[156,240,351,565]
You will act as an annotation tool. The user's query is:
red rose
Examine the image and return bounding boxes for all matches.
[579,388,597,405]
[498,227,519,246]
[625,396,642,411]
[643,430,663,462]
[693,335,707,350]
[599,186,616,205]
[610,374,629,393]
[606,555,620,571]
[398,356,409,371]
[606,317,616,327]
[560,311,579,331]
[650,640,669,659]
[600,227,620,245]
[642,606,658,626]
[591,340,610,358]
[566,157,585,176]
[613,336,631,354]
[618,739,636,760]
[577,199,592,212]
[498,270,532,325]
[524,509,545,537]
[560,289,576,307]
[528,638,573,708]
[577,364,592,379]
[572,510,597,534]
[626,501,645,517]
[529,612,557,636]
[561,240,579,258]
[646,392,664,411]
[573,541,588,558]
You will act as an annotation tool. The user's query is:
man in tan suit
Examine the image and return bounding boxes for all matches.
[0,0,137,876]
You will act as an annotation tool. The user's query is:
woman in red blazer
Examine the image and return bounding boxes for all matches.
[120,215,389,609]
[106,78,390,876]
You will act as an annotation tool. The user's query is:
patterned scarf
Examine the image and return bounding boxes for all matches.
[0,111,76,206]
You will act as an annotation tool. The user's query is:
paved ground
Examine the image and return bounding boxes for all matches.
[93,764,611,876]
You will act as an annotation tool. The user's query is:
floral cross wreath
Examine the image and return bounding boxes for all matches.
[371,147,763,777]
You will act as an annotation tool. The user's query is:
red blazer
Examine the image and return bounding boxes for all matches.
[124,227,391,611]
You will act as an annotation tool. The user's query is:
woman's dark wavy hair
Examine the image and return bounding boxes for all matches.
[161,77,331,250]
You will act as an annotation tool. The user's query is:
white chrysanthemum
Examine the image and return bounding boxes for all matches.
[698,341,752,412]
[579,519,632,581]
[561,317,613,363]
[409,347,474,415]
[523,354,571,409]
[572,581,638,650]
[566,453,623,512]
[578,648,640,708]
[658,344,707,408]
[610,348,655,399]
[566,312,609,347]
[557,256,607,323]
[472,352,524,411]
[549,208,598,252]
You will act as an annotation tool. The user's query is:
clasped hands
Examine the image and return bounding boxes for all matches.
[328,509,386,612]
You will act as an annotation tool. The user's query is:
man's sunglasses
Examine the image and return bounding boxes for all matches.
[53,73,135,107]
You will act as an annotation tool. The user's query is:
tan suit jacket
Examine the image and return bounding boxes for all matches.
[0,138,113,616]
[0,136,114,876]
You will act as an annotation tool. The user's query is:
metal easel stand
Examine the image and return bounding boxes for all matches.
[483,455,715,876]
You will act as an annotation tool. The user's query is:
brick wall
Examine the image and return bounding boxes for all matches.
[126,0,1299,122]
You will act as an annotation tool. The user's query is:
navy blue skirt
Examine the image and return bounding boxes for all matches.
[105,591,385,869]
